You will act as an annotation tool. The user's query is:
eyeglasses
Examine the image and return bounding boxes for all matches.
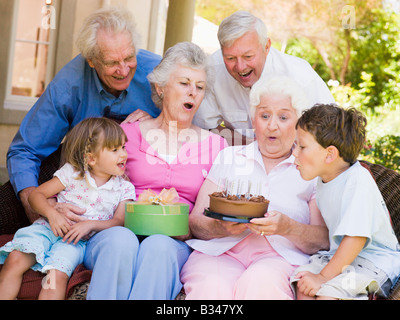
[97,54,137,72]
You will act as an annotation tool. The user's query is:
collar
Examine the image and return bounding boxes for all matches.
[85,170,117,190]
[235,140,295,169]
[91,67,105,95]
[261,47,292,79]
[261,48,275,79]
[91,67,129,97]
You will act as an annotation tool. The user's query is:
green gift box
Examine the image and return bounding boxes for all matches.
[125,202,189,236]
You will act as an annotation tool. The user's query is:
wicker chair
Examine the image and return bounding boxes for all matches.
[0,147,92,300]
[359,160,400,300]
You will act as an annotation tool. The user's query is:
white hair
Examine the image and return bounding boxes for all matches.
[249,75,310,120]
[76,6,141,60]
[218,11,269,48]
[147,42,214,109]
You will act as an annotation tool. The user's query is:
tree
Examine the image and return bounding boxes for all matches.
[247,0,385,85]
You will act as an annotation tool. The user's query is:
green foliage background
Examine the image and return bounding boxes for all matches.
[196,1,400,172]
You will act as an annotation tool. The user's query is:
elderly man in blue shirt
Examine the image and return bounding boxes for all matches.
[4,7,161,299]
[8,7,160,220]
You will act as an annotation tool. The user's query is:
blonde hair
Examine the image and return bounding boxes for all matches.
[61,117,127,178]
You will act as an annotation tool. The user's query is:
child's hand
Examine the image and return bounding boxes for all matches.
[295,271,327,297]
[62,220,94,245]
[47,211,71,237]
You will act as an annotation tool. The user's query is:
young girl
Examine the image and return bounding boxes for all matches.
[0,117,136,300]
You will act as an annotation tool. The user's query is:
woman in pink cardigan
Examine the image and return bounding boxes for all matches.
[120,42,228,299]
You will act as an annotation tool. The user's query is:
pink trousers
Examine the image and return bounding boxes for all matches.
[181,233,297,300]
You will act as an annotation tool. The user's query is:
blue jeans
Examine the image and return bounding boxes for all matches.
[83,226,192,300]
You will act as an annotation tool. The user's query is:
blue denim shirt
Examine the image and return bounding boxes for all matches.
[7,50,161,195]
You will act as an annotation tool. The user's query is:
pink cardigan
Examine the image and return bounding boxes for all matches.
[121,121,228,212]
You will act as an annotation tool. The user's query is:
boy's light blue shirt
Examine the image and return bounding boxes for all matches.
[316,161,400,284]
[7,50,161,195]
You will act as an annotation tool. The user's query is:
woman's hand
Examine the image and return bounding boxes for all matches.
[173,229,193,241]
[218,220,248,236]
[247,211,292,236]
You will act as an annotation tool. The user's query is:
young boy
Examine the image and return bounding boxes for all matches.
[291,103,400,300]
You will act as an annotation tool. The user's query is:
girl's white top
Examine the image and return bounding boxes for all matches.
[35,163,136,229]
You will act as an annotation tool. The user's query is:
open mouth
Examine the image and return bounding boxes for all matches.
[183,102,194,110]
[113,75,128,81]
[238,70,252,78]
[117,162,126,170]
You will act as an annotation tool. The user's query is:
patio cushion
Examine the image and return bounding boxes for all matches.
[360,160,400,299]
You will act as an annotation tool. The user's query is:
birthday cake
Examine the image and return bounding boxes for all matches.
[209,192,269,218]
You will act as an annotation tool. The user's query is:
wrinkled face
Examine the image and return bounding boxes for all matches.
[253,94,298,160]
[88,29,137,97]
[222,31,270,88]
[156,65,207,128]
[293,128,328,181]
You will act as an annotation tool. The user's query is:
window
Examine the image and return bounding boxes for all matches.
[5,0,58,111]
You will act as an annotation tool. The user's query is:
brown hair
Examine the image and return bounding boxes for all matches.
[296,104,367,164]
[61,117,127,178]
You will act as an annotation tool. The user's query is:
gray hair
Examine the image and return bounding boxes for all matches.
[76,7,141,61]
[249,75,310,120]
[218,11,269,48]
[147,42,214,109]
